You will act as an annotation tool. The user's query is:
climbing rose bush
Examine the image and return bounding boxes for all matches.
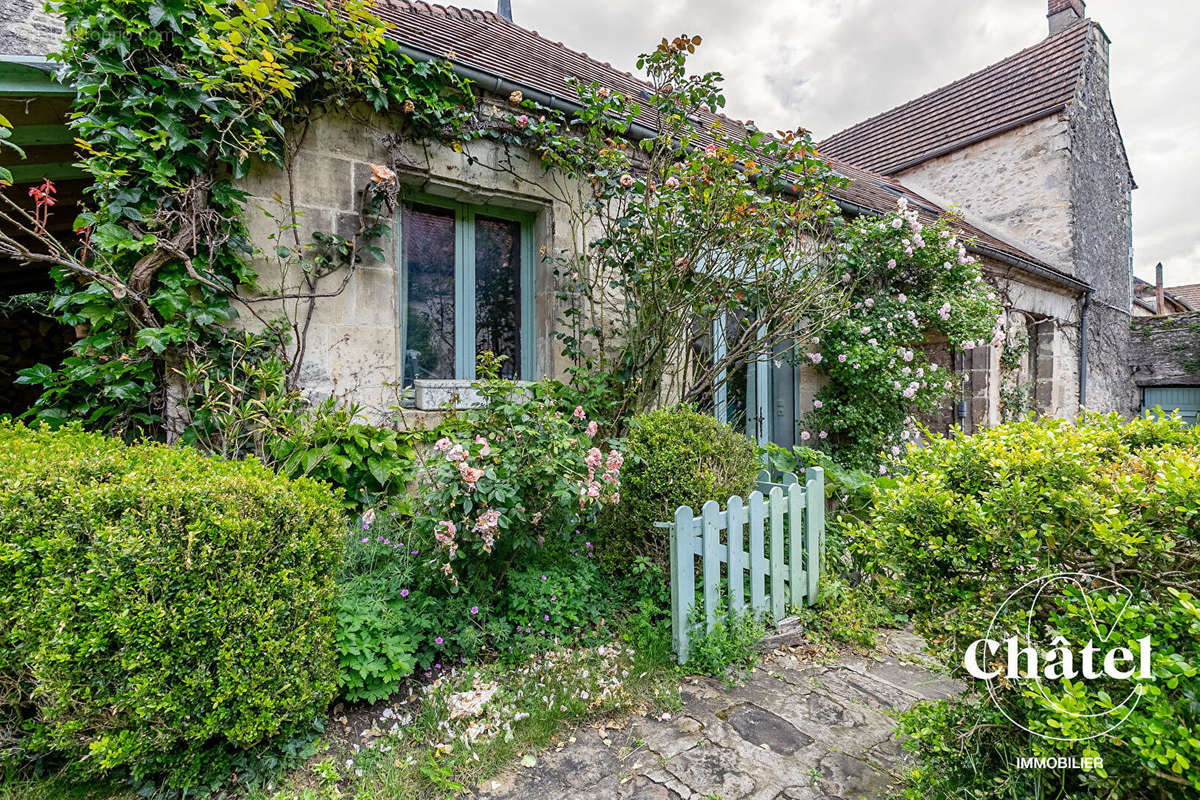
[414,379,622,594]
[800,197,1004,468]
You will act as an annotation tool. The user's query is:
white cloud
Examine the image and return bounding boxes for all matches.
[503,0,1200,286]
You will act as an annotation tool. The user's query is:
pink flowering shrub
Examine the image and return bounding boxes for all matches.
[416,377,623,594]
[800,198,1003,468]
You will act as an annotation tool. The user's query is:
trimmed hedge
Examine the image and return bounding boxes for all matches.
[847,414,1200,798]
[0,422,346,790]
[600,405,759,572]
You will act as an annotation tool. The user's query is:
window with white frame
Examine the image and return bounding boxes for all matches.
[399,196,535,386]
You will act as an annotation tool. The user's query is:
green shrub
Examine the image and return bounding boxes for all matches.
[686,606,766,684]
[845,413,1200,798]
[335,511,484,702]
[601,405,759,572]
[496,557,613,660]
[0,421,346,791]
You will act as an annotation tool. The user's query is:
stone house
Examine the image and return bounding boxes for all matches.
[0,0,1145,440]
[822,0,1137,423]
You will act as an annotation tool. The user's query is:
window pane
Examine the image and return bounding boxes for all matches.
[403,203,456,385]
[475,215,522,379]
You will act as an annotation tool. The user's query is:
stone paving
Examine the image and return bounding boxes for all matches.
[474,630,963,800]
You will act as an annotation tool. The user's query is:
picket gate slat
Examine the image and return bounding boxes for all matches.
[748,491,767,615]
[665,468,825,663]
[768,486,786,621]
[787,482,805,607]
[727,495,746,615]
[805,467,824,606]
[669,504,695,664]
[701,500,721,633]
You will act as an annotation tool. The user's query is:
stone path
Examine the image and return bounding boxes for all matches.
[475,630,962,800]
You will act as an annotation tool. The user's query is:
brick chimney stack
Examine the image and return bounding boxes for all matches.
[1048,0,1086,36]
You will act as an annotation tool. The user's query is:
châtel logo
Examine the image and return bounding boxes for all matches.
[962,572,1152,742]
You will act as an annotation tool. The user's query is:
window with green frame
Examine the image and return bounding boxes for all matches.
[398,195,535,386]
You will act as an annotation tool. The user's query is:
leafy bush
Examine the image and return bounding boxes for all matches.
[181,337,419,509]
[496,557,613,660]
[687,607,766,684]
[600,405,758,572]
[417,376,622,595]
[335,511,484,702]
[0,421,346,791]
[845,414,1200,798]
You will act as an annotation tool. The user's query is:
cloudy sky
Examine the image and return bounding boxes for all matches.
[502,0,1200,287]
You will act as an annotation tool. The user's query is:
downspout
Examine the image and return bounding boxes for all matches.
[1078,290,1091,411]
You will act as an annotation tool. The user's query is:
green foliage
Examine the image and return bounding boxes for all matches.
[0,421,345,791]
[686,607,766,684]
[335,512,482,703]
[416,377,623,596]
[845,414,1200,798]
[801,201,1004,469]
[498,36,847,420]
[799,577,898,650]
[180,332,419,508]
[21,0,473,434]
[497,558,613,660]
[600,405,758,572]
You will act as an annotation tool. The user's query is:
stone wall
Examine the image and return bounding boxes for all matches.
[1068,25,1136,413]
[237,105,585,423]
[0,0,63,56]
[895,114,1075,273]
[896,24,1134,415]
[1129,312,1200,389]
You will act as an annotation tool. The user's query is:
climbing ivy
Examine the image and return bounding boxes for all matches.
[14,0,474,435]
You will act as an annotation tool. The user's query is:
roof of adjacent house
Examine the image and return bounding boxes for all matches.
[1165,283,1200,310]
[818,21,1094,175]
[312,0,1088,291]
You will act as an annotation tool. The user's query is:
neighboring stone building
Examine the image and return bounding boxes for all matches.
[822,0,1137,417]
[0,0,1152,437]
[1129,312,1200,425]
[1133,276,1192,317]
[1164,283,1200,313]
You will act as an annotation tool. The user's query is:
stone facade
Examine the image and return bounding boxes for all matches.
[895,114,1075,272]
[237,105,585,424]
[1068,25,1136,413]
[896,22,1134,416]
[1129,312,1200,389]
[0,0,62,57]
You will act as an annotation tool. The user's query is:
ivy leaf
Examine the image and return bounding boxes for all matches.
[135,327,172,354]
[15,364,54,385]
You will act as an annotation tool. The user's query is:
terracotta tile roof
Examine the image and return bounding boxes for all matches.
[818,22,1093,174]
[314,0,1084,289]
[1165,283,1200,310]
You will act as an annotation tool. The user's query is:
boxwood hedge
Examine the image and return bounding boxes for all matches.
[0,421,346,790]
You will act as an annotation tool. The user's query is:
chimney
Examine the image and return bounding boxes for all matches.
[1155,262,1166,315]
[1048,0,1085,36]
[497,0,512,21]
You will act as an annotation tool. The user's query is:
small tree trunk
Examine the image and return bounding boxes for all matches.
[162,349,190,443]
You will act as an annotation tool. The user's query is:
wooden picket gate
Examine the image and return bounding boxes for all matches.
[659,467,824,664]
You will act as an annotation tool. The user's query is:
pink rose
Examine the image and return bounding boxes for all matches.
[586,420,598,437]
[573,405,586,419]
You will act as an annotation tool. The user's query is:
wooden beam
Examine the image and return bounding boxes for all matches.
[3,162,87,183]
[0,63,73,97]
[8,124,74,146]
